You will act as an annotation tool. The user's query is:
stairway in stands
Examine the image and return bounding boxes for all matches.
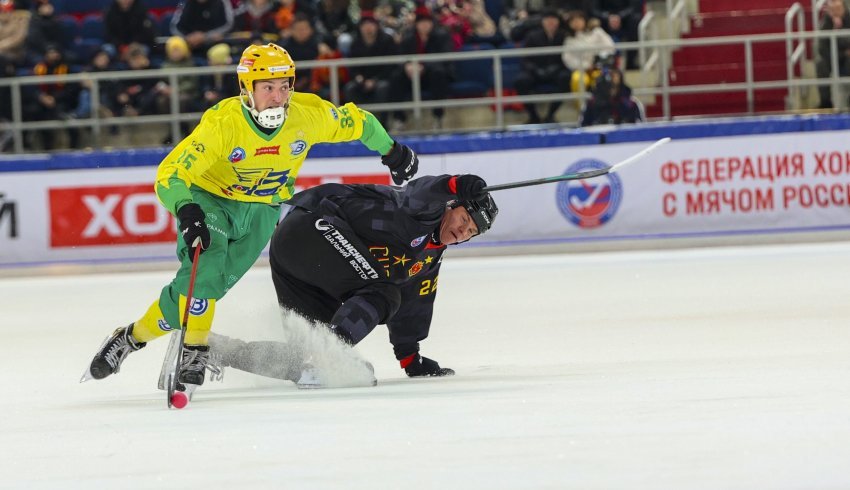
[647,0,810,118]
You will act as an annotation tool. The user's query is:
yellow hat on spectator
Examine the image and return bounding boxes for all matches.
[166,36,190,58]
[207,43,231,65]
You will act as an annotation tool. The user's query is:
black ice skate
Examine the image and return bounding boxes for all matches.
[177,344,222,389]
[81,324,147,382]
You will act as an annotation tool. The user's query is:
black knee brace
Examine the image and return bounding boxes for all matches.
[330,283,401,345]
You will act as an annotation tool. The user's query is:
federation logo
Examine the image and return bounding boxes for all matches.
[228,147,246,163]
[410,235,427,247]
[289,140,307,156]
[556,159,623,229]
[190,299,209,316]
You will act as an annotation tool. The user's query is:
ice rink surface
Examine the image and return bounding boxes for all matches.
[1,242,849,489]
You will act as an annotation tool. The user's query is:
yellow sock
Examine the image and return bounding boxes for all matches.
[177,295,216,345]
[131,300,172,343]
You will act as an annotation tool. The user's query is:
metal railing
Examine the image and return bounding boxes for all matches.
[786,2,808,110]
[667,0,691,38]
[638,8,659,73]
[3,29,850,154]
[812,0,827,34]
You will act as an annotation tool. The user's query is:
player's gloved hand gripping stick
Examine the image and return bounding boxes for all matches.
[482,137,671,192]
[157,240,202,409]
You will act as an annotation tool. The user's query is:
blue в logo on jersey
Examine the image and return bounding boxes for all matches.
[157,319,173,332]
[228,147,246,163]
[556,159,623,229]
[289,140,307,156]
[190,299,209,316]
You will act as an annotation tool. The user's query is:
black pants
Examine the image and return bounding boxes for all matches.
[514,66,572,122]
[269,208,401,344]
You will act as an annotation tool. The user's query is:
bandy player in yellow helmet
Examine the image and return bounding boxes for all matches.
[81,43,420,398]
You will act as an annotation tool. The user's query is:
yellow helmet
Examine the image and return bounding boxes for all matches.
[237,43,296,128]
[237,43,296,97]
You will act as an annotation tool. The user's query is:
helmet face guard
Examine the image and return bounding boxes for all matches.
[237,43,296,128]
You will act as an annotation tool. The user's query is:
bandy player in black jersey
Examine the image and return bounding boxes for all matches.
[209,173,498,386]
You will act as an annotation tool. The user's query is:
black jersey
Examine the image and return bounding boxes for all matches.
[285,174,456,358]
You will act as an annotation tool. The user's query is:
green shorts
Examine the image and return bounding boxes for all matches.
[158,188,281,328]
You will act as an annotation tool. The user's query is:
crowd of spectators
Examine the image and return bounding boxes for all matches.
[0,0,649,151]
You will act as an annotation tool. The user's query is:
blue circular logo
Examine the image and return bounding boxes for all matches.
[556,159,623,229]
[190,299,209,316]
[228,147,246,163]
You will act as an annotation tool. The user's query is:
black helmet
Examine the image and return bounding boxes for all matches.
[461,193,498,235]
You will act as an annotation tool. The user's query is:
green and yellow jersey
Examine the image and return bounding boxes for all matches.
[154,92,395,215]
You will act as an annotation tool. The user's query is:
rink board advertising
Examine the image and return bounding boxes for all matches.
[2,131,850,265]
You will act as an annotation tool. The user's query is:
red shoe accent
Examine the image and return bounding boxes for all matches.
[399,353,417,369]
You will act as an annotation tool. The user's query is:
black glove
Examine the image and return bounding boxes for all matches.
[381,142,419,185]
[401,353,455,377]
[455,174,487,202]
[176,203,210,260]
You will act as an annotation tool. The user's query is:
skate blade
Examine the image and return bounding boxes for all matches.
[181,383,199,401]
[79,368,95,383]
[296,382,325,390]
[296,368,324,389]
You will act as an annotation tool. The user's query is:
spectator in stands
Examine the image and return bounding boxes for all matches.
[161,36,202,138]
[112,43,164,117]
[201,42,237,107]
[24,44,80,149]
[1,56,15,146]
[562,9,614,94]
[76,46,119,121]
[390,4,454,130]
[275,0,319,40]
[172,0,235,56]
[457,0,500,45]
[816,0,850,109]
[436,0,472,49]
[514,8,568,124]
[343,11,397,123]
[105,0,157,57]
[317,0,356,54]
[369,0,408,38]
[282,13,332,94]
[233,0,281,39]
[590,0,642,69]
[437,0,502,48]
[26,0,63,63]
[153,36,201,142]
[0,3,31,66]
[579,64,641,126]
[505,0,589,43]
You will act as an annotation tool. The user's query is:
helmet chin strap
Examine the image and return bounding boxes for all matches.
[243,91,289,129]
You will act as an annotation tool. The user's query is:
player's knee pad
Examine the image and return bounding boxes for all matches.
[330,283,400,345]
[357,282,402,323]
